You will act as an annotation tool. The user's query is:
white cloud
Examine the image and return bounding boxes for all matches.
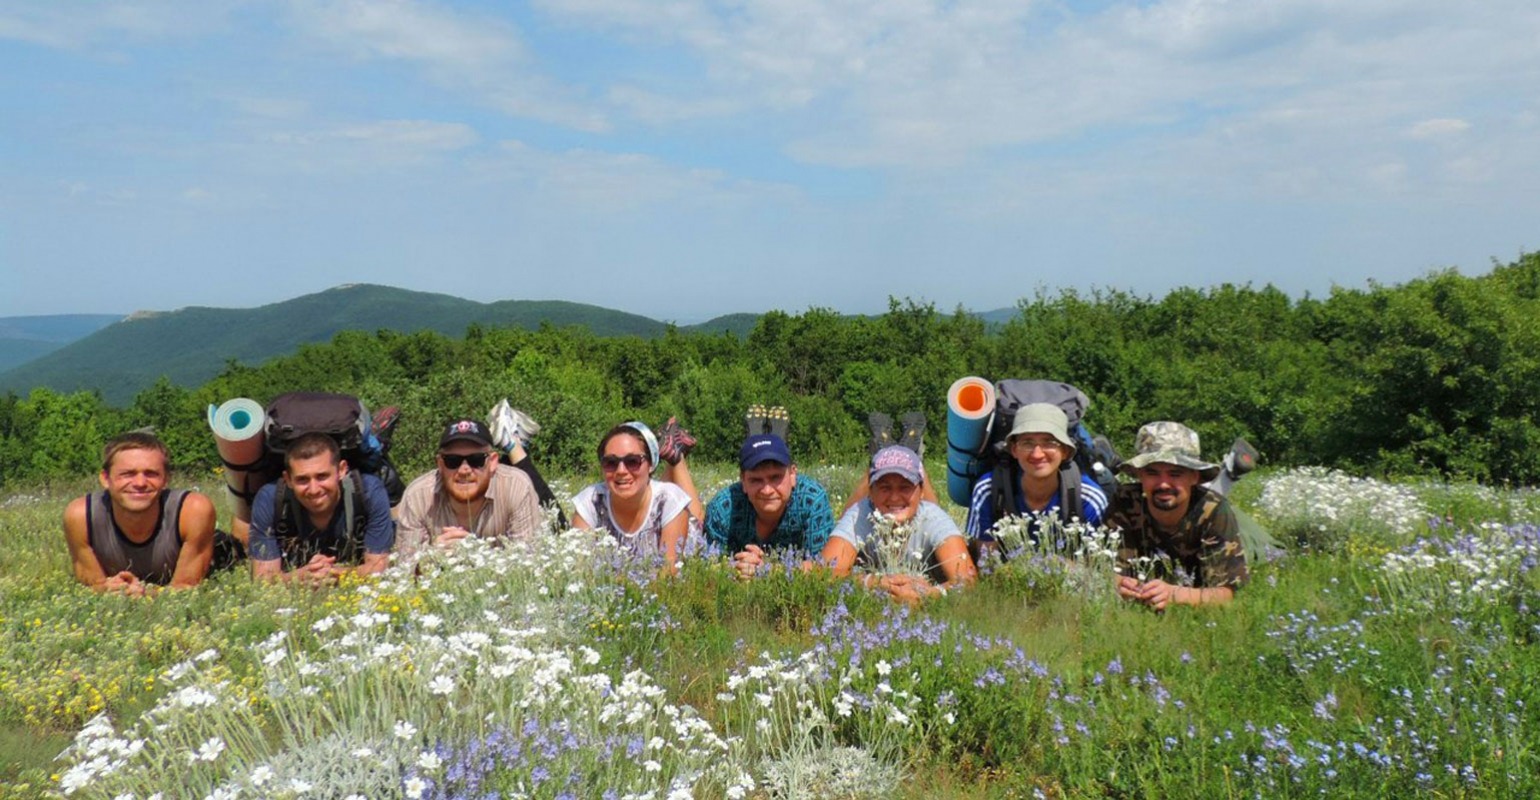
[538,0,1540,173]
[258,119,480,170]
[229,96,311,120]
[294,0,521,72]
[265,119,478,148]
[0,1,238,49]
[1442,155,1493,184]
[7,0,1540,319]
[1364,161,1409,193]
[328,119,478,150]
[287,0,607,131]
[474,140,799,213]
[1406,118,1471,139]
[605,85,746,125]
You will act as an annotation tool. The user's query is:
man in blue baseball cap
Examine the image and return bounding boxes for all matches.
[704,432,834,579]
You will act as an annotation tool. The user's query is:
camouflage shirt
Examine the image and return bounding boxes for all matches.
[1106,483,1248,589]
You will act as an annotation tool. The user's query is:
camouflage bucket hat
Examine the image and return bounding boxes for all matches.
[1119,421,1221,481]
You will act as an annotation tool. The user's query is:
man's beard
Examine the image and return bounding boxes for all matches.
[446,480,483,503]
[1150,489,1182,510]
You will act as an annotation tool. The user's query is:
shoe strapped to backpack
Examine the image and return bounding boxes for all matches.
[766,406,789,440]
[745,404,768,439]
[898,411,926,458]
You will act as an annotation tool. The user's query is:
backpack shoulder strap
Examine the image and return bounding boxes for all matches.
[1059,462,1084,524]
[341,471,367,558]
[273,482,294,539]
[992,461,1016,522]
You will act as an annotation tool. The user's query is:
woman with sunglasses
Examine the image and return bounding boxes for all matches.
[571,422,692,566]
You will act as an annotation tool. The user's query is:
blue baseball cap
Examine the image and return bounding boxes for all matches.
[739,434,792,470]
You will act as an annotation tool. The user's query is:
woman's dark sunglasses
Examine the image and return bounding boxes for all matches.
[440,452,491,470]
[600,454,648,473]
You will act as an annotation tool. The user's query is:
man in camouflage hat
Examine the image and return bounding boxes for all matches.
[1105,421,1246,609]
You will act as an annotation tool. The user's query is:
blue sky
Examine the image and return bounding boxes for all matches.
[2,1,1536,323]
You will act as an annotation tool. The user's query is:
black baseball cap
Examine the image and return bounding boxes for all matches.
[440,418,495,449]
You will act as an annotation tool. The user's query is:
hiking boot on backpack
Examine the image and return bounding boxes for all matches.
[371,406,401,450]
[488,399,541,454]
[766,406,790,441]
[745,406,770,437]
[483,399,567,529]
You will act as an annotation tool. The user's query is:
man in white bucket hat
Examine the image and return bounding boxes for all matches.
[1107,421,1247,609]
[965,403,1108,547]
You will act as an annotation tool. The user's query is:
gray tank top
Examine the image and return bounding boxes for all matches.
[86,489,188,585]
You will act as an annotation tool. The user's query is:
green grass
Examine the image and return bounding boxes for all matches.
[2,467,1538,798]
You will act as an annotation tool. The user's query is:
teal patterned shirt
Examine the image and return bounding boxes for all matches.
[704,475,834,556]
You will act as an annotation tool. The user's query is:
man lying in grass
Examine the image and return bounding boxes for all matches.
[247,433,395,583]
[706,427,835,579]
[1108,421,1246,609]
[395,417,544,559]
[63,431,217,595]
[818,445,977,603]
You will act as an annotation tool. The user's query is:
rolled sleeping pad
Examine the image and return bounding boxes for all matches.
[945,376,996,506]
[208,398,269,522]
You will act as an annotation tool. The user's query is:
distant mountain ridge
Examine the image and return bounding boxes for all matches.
[0,314,123,373]
[0,285,761,404]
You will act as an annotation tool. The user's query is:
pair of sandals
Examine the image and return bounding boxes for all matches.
[868,411,926,457]
[745,404,790,440]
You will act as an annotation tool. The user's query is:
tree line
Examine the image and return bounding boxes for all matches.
[4,251,1539,488]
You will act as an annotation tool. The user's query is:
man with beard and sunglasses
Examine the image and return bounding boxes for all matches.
[1106,422,1247,610]
[395,418,544,559]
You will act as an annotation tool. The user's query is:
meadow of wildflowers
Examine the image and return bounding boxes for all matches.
[2,464,1537,798]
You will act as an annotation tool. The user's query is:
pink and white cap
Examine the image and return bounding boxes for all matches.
[869,445,923,485]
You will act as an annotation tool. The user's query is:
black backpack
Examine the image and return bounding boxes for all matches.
[263,392,405,504]
[975,380,1121,526]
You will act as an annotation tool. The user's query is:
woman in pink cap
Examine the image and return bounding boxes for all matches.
[820,445,976,603]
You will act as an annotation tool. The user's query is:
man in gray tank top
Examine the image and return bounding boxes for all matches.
[63,432,217,595]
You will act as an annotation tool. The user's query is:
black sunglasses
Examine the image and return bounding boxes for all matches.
[600,454,648,473]
[440,452,492,470]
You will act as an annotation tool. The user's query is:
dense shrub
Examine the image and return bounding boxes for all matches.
[6,252,1540,487]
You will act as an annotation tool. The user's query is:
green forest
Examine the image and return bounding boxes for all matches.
[4,251,1539,488]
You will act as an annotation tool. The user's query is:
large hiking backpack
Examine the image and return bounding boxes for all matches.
[973,379,1121,526]
[263,392,405,505]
